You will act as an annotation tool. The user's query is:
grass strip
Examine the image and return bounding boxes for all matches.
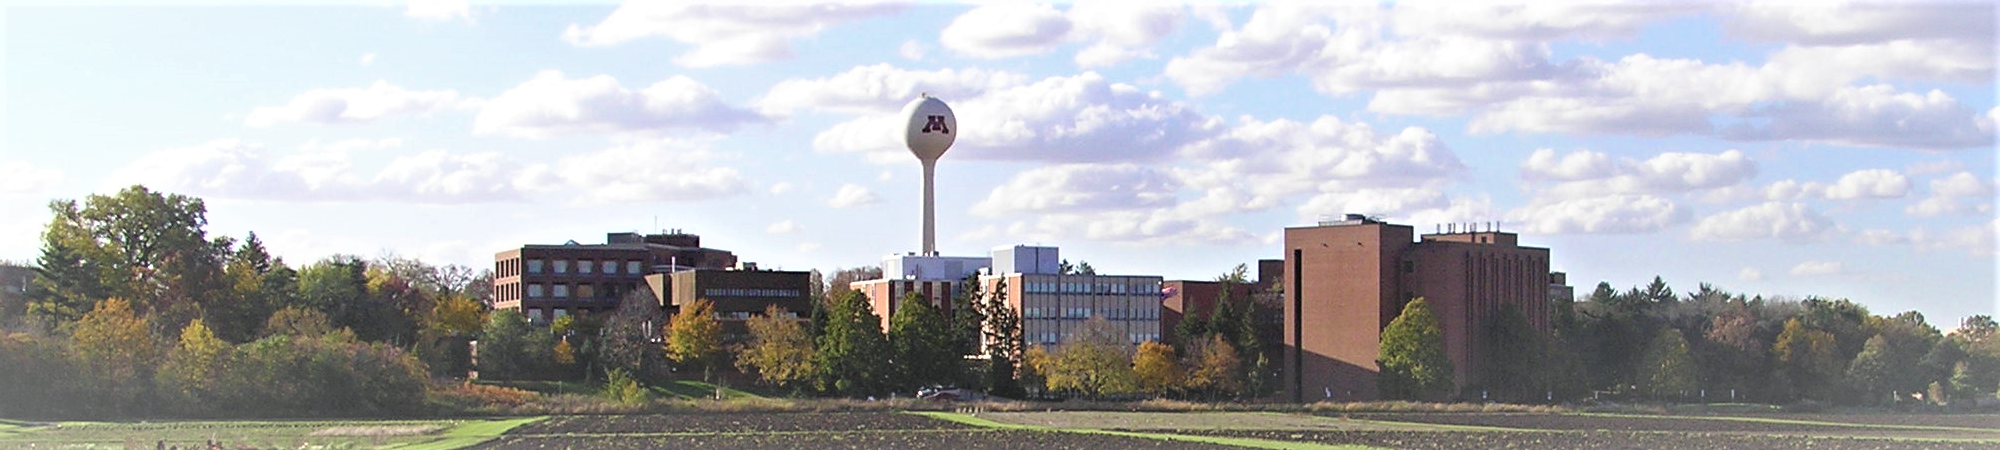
[379,416,547,450]
[1573,412,2000,434]
[914,411,1388,450]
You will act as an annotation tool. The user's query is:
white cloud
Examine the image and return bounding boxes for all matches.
[1789,260,1845,276]
[1857,229,1908,246]
[561,2,903,67]
[404,0,471,22]
[766,220,802,234]
[1723,2,1994,46]
[972,164,1180,216]
[359,53,376,66]
[813,72,1218,164]
[245,81,466,126]
[1505,195,1688,234]
[104,138,529,203]
[536,139,748,204]
[1391,2,1693,41]
[473,70,765,138]
[1066,2,1183,67]
[1689,202,1836,242]
[1176,116,1466,212]
[1718,85,1993,150]
[1738,267,1764,282]
[797,242,823,253]
[1766,39,1992,84]
[1521,148,1757,198]
[1906,160,1964,176]
[898,40,926,60]
[1821,169,1910,200]
[1931,172,1996,198]
[940,3,1072,59]
[769,182,795,195]
[0,161,63,198]
[1001,209,1253,246]
[826,183,880,208]
[1904,196,1967,217]
[758,64,1027,115]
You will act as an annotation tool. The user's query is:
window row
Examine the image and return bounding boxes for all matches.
[1020,280,1163,296]
[523,283,622,299]
[1021,306,1159,320]
[518,259,643,276]
[701,288,802,298]
[1025,332,1161,345]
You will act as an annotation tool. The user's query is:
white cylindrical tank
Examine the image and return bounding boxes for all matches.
[902,95,956,256]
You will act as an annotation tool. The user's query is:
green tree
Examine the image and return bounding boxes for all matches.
[1638,327,1699,400]
[666,298,723,381]
[477,309,550,380]
[1482,305,1544,402]
[600,288,670,383]
[1132,341,1182,396]
[815,290,891,396]
[888,292,961,390]
[1845,334,1901,405]
[1044,317,1138,398]
[1377,297,1453,401]
[33,187,233,329]
[1918,338,1965,402]
[737,305,817,390]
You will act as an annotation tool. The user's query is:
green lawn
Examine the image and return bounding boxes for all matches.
[0,417,543,450]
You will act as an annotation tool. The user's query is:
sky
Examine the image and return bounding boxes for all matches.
[1,1,1995,325]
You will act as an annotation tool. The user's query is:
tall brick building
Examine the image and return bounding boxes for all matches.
[492,231,736,323]
[1282,215,1558,402]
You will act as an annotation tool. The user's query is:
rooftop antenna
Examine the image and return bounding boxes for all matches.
[902,93,957,256]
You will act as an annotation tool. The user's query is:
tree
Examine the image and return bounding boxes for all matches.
[262,305,333,338]
[1185,334,1243,400]
[1132,341,1182,396]
[1643,276,1676,305]
[156,319,231,413]
[33,187,230,327]
[430,294,485,336]
[737,305,817,390]
[600,287,670,383]
[477,309,550,381]
[1075,261,1096,275]
[888,292,960,390]
[1482,305,1544,402]
[1044,317,1138,398]
[1918,338,1966,402]
[666,298,723,381]
[1773,318,1841,401]
[1638,327,1699,401]
[825,266,882,297]
[1377,297,1453,401]
[1845,334,1900,405]
[69,298,163,413]
[978,278,1025,398]
[815,290,891,396]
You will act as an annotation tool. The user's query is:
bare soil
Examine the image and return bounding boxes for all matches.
[1184,429,1999,450]
[506,412,974,435]
[470,430,1248,450]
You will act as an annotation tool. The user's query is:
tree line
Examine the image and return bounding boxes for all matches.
[1369,276,2000,407]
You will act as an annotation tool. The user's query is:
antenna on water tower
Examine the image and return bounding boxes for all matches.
[902,93,957,256]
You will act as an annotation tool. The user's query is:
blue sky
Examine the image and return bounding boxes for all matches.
[2,1,1995,325]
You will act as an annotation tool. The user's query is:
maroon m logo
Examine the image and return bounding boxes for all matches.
[921,115,951,134]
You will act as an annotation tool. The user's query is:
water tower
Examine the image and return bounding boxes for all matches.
[902,94,956,256]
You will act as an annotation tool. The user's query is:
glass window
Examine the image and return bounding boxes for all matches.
[578,284,595,298]
[579,260,593,274]
[528,259,544,273]
[528,309,545,323]
[528,284,544,298]
[554,260,569,273]
[554,309,569,319]
[627,261,641,274]
[553,284,569,298]
[603,261,617,274]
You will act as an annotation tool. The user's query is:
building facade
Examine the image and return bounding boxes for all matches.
[1282,215,1555,402]
[492,231,736,323]
[645,269,811,344]
[850,252,990,330]
[978,246,1164,349]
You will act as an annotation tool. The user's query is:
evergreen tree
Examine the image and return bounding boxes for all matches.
[1482,305,1543,402]
[1377,297,1453,401]
[888,292,960,390]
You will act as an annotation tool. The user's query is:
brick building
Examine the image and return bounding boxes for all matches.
[644,268,811,343]
[1282,215,1558,402]
[492,231,736,323]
